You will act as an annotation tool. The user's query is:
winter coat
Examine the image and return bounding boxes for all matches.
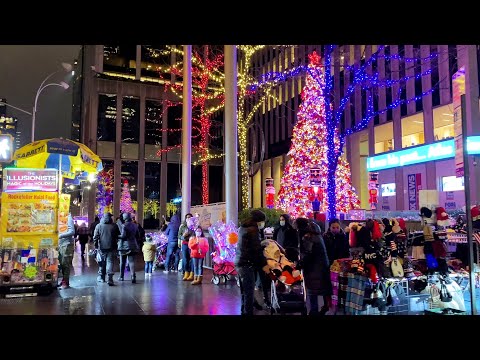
[323,230,350,262]
[93,214,120,251]
[234,218,268,270]
[178,222,194,246]
[164,214,180,244]
[188,236,209,259]
[89,219,100,239]
[142,242,157,262]
[77,224,90,244]
[118,220,141,254]
[300,232,332,296]
[272,214,298,254]
[59,214,75,247]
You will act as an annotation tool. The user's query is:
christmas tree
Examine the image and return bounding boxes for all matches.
[120,180,135,215]
[276,51,360,218]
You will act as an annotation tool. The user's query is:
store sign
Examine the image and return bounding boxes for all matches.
[0,134,14,163]
[366,136,480,172]
[407,173,422,210]
[453,67,465,177]
[445,201,456,210]
[3,168,58,192]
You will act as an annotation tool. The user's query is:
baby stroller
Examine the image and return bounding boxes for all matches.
[212,261,240,287]
[264,240,307,315]
[209,221,240,287]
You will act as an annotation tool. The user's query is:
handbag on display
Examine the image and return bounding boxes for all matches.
[391,258,404,278]
[386,284,401,306]
[439,280,453,303]
[371,281,387,308]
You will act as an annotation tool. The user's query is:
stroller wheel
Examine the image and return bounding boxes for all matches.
[225,274,231,281]
[212,275,220,285]
[236,276,240,287]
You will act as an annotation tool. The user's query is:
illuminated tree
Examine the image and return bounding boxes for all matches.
[96,168,113,216]
[276,52,360,218]
[120,180,135,214]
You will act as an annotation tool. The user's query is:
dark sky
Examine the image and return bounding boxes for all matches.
[0,45,81,147]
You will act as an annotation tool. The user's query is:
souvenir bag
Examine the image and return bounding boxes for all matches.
[386,283,401,306]
[393,282,407,303]
[426,284,442,309]
[391,258,404,278]
[439,279,452,303]
[371,281,387,308]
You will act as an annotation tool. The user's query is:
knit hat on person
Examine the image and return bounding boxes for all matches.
[250,209,266,222]
[419,207,432,219]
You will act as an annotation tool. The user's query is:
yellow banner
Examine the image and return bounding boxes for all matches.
[58,193,71,234]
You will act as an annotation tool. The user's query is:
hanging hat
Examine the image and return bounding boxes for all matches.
[391,218,402,234]
[435,207,449,227]
[471,205,480,222]
[419,207,432,219]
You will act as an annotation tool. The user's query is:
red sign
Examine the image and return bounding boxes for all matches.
[3,168,58,192]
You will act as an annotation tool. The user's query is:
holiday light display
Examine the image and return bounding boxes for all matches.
[96,168,114,217]
[208,220,238,264]
[276,51,360,218]
[147,231,168,247]
[120,180,135,215]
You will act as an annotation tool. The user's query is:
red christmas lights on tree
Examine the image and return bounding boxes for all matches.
[120,179,135,215]
[276,52,360,218]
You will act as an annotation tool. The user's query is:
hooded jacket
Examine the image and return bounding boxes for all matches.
[93,213,120,251]
[142,241,157,262]
[59,214,75,247]
[165,214,181,244]
[234,218,267,269]
[118,215,141,254]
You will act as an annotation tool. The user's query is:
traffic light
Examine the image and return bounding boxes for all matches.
[0,134,14,163]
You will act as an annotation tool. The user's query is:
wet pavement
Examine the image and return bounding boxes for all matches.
[0,243,249,315]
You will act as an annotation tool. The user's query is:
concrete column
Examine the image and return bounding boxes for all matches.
[137,88,146,225]
[95,45,104,73]
[391,45,402,151]
[224,45,238,224]
[181,45,192,218]
[438,45,452,105]
[405,45,416,115]
[136,45,141,81]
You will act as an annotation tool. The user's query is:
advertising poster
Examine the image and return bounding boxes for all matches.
[191,202,227,230]
[58,194,71,234]
[407,173,422,210]
[2,168,58,192]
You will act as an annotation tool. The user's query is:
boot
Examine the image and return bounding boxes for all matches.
[60,279,70,289]
[107,275,114,286]
[182,271,190,281]
[196,275,203,285]
[97,275,105,283]
[191,275,199,285]
[131,273,136,284]
[186,272,194,281]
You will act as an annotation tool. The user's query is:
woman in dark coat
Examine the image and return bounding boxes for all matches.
[323,218,350,262]
[272,214,299,261]
[296,218,332,315]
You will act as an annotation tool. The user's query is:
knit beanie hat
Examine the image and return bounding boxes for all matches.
[250,209,266,222]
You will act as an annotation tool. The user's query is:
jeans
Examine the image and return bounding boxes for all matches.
[308,293,319,314]
[97,250,114,277]
[165,242,180,271]
[192,257,204,276]
[145,261,153,274]
[119,253,136,278]
[256,270,271,305]
[58,242,74,282]
[181,243,192,272]
[237,265,256,315]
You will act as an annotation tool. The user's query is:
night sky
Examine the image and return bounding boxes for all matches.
[0,45,81,147]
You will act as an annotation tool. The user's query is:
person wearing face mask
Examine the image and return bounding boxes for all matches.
[234,209,270,315]
[273,214,299,262]
[188,226,210,285]
[323,218,350,263]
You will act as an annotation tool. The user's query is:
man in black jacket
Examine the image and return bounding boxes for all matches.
[234,209,269,315]
[93,213,120,286]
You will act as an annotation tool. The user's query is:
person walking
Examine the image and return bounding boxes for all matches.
[93,213,120,286]
[142,234,157,278]
[117,212,141,283]
[89,216,100,243]
[76,222,90,261]
[296,218,332,316]
[58,213,76,289]
[163,213,180,273]
[188,226,209,285]
[234,209,270,315]
[179,213,194,281]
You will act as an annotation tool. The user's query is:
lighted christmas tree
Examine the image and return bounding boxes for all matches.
[120,180,135,215]
[276,51,360,218]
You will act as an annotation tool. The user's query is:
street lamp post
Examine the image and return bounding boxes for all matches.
[31,62,72,142]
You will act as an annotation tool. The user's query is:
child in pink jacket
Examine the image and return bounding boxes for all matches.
[188,226,209,285]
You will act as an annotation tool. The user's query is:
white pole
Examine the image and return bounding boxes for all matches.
[181,45,192,218]
[224,45,238,224]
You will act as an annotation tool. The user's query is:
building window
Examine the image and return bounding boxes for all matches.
[144,162,161,228]
[374,122,394,154]
[433,104,454,141]
[167,105,182,147]
[103,45,137,76]
[97,94,116,142]
[401,112,425,148]
[122,97,140,143]
[145,100,163,145]
[121,161,138,215]
[140,45,169,79]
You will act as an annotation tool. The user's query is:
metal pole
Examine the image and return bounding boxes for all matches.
[181,45,192,218]
[461,94,477,315]
[31,106,36,142]
[224,45,238,225]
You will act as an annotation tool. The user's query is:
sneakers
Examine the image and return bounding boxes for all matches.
[163,270,169,274]
[97,276,106,283]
